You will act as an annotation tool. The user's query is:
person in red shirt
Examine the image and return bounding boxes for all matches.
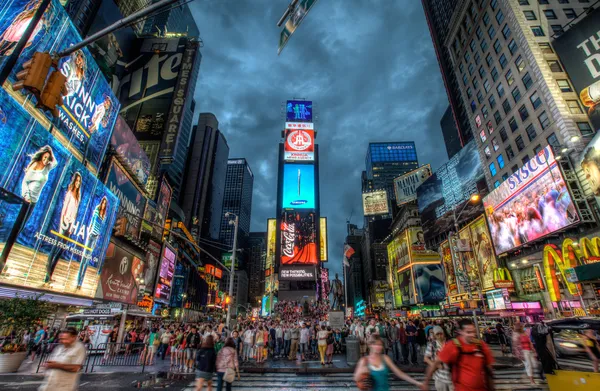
[421,319,494,391]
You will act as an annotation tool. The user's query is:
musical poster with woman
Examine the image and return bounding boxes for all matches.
[469,216,498,290]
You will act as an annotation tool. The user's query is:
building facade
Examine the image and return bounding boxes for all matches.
[141,1,200,37]
[248,232,266,306]
[365,142,419,199]
[441,105,462,158]
[219,159,254,249]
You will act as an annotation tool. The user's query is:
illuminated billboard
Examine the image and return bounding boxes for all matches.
[266,218,276,270]
[483,146,579,254]
[0,88,118,298]
[394,165,431,206]
[282,164,315,209]
[579,130,600,208]
[110,117,151,185]
[286,100,313,122]
[398,268,413,305]
[154,242,176,303]
[280,211,317,265]
[407,227,440,263]
[320,217,327,261]
[95,241,145,304]
[468,216,497,290]
[0,0,120,171]
[284,128,314,161]
[440,241,458,295]
[413,264,446,304]
[362,190,389,216]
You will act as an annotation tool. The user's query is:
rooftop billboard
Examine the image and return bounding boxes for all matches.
[394,165,432,206]
[282,163,315,209]
[362,190,389,216]
[285,100,313,122]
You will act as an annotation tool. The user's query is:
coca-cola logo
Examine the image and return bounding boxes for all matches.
[286,130,312,151]
[282,222,295,257]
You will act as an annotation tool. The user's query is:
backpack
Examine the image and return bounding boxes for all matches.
[450,339,494,390]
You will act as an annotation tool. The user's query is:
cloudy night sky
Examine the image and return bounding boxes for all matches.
[190,0,451,277]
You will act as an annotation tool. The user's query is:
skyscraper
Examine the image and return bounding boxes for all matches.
[181,113,230,242]
[440,105,461,159]
[219,159,254,249]
[142,1,200,37]
[248,232,266,305]
[365,142,419,201]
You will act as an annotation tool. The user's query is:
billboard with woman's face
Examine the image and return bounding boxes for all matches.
[0,87,118,298]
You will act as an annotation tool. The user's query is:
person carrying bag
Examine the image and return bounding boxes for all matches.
[216,337,240,391]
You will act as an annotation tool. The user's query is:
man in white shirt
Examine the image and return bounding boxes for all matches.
[300,324,310,361]
[242,325,255,362]
[39,327,86,391]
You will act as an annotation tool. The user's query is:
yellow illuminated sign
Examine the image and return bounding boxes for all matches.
[320,217,328,261]
[543,237,586,302]
[266,219,276,270]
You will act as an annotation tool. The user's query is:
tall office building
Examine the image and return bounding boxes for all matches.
[181,113,230,242]
[443,0,596,190]
[65,0,151,36]
[441,105,462,158]
[248,232,266,305]
[142,1,200,37]
[365,142,419,198]
[219,159,254,249]
[423,0,474,154]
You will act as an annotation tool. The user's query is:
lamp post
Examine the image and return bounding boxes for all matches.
[225,212,239,328]
[451,193,483,337]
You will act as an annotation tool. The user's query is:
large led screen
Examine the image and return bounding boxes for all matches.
[154,242,176,303]
[0,0,120,171]
[95,241,145,304]
[413,264,446,304]
[282,164,315,209]
[280,211,317,265]
[483,146,579,254]
[286,100,312,122]
[284,128,314,161]
[579,130,600,209]
[468,216,498,290]
[0,88,118,297]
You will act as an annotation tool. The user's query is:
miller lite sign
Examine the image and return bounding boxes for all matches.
[284,128,314,161]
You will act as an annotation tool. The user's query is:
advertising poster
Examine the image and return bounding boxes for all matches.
[0,0,120,171]
[408,227,440,262]
[417,141,487,241]
[362,190,389,216]
[387,232,408,306]
[154,242,176,303]
[110,117,151,185]
[156,177,172,232]
[280,211,317,265]
[0,88,118,298]
[285,100,313,122]
[552,7,600,131]
[483,146,579,254]
[458,228,482,292]
[144,239,162,295]
[398,268,413,305]
[413,264,446,304]
[95,241,145,304]
[440,241,458,295]
[468,216,498,290]
[320,217,327,261]
[284,128,315,162]
[141,200,161,239]
[266,218,276,270]
[579,130,600,208]
[394,165,432,206]
[282,164,315,209]
[105,159,146,241]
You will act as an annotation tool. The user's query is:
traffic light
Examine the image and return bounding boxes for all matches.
[225,295,231,305]
[39,70,67,117]
[13,52,52,97]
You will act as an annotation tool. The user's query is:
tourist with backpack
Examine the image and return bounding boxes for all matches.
[421,319,495,391]
[424,326,452,391]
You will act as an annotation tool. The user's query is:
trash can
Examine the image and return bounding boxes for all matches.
[346,336,360,366]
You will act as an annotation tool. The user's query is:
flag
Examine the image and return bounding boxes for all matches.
[344,244,355,259]
[343,259,350,267]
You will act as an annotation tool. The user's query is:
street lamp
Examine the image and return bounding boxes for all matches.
[225,212,239,328]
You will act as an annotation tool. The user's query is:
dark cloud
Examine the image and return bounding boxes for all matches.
[189,0,450,277]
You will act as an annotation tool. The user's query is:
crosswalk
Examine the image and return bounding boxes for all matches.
[181,369,548,390]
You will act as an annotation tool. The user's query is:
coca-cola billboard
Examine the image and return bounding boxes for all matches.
[280,211,317,266]
[95,241,145,304]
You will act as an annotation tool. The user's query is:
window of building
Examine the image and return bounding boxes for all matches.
[467,87,473,98]
[539,111,551,129]
[474,51,481,64]
[558,0,569,3]
[459,63,465,74]
[526,123,537,141]
[519,104,529,121]
[494,110,502,125]
[578,122,594,136]
[489,93,496,108]
[519,0,529,4]
[484,146,492,158]
[515,55,525,73]
[480,39,488,52]
[488,25,496,39]
[512,86,522,103]
[486,53,494,67]
[497,154,505,169]
[492,137,500,151]
[482,104,489,118]
[488,120,495,134]
[499,127,508,141]
[567,99,584,114]
[538,0,549,4]
[516,135,525,151]
[489,162,497,176]
[471,100,477,112]
[491,0,498,10]
[497,83,505,98]
[522,72,533,90]
[499,53,508,68]
[548,60,563,72]
[524,10,537,20]
[470,40,477,52]
[539,42,554,54]
[473,78,479,90]
[494,180,501,188]
[464,51,471,63]
[532,26,545,36]
[484,79,492,93]
[557,79,573,92]
[533,144,543,154]
[551,25,564,36]
[494,39,502,54]
[547,132,560,150]
[502,24,511,39]
[496,9,504,24]
[463,73,468,86]
[506,144,514,160]
[483,12,490,25]
[506,69,515,86]
[476,26,484,40]
[509,116,518,132]
[564,8,576,19]
[530,91,542,109]
[544,9,557,19]
[522,155,530,165]
[477,90,484,103]
[511,164,519,173]
[491,67,499,82]
[480,129,487,142]
[503,99,512,114]
[502,173,509,181]
[479,66,486,78]
[508,39,518,55]
[468,63,475,75]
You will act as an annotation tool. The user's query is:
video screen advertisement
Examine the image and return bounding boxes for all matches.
[0,88,118,298]
[413,264,446,304]
[552,7,600,131]
[579,130,600,209]
[144,239,162,295]
[0,0,120,172]
[286,100,313,122]
[154,242,177,303]
[483,146,580,255]
[417,140,487,241]
[95,241,145,304]
[284,127,315,162]
[282,163,315,209]
[110,117,151,186]
[279,211,317,281]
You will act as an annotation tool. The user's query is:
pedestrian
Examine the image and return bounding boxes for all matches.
[531,321,558,379]
[300,323,310,361]
[333,328,343,354]
[275,323,284,358]
[405,320,419,365]
[421,319,494,391]
[417,322,427,358]
[216,338,240,391]
[398,322,409,365]
[242,325,255,362]
[496,322,508,355]
[354,320,366,356]
[424,326,452,391]
[231,330,242,361]
[388,321,399,362]
[582,329,600,373]
[325,326,335,365]
[160,328,172,360]
[186,326,201,372]
[283,323,292,358]
[289,324,300,361]
[255,325,266,363]
[38,328,86,391]
[353,335,422,390]
[317,325,328,365]
[195,335,217,391]
[146,328,159,365]
[512,322,536,384]
[377,321,389,355]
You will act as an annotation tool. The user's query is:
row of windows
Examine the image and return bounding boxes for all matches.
[520,0,591,4]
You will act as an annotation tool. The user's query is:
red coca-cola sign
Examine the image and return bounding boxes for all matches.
[280,212,317,265]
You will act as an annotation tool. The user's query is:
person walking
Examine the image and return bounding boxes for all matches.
[496,322,509,356]
[146,328,159,366]
[512,322,536,384]
[354,335,422,391]
[186,326,201,372]
[300,323,310,361]
[317,325,328,365]
[195,336,217,391]
[424,326,452,391]
[255,326,266,364]
[388,321,399,362]
[39,328,86,391]
[398,322,409,365]
[405,320,419,365]
[216,338,239,391]
[417,322,427,358]
[421,319,494,391]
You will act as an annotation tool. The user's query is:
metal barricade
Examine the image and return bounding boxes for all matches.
[90,342,148,373]
[36,342,93,373]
